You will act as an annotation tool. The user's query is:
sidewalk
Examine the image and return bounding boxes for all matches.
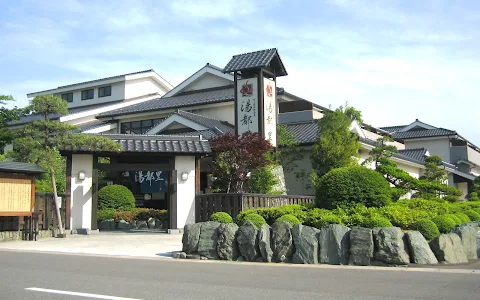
[0,231,183,258]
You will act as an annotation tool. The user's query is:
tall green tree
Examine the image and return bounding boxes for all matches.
[362,136,398,169]
[8,94,120,234]
[311,104,361,178]
[0,95,28,154]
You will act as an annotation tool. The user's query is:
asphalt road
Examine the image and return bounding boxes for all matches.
[0,250,478,300]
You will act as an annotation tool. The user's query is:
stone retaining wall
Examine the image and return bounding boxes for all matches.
[0,230,51,242]
[179,221,480,266]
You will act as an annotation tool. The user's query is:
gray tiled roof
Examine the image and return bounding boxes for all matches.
[223,48,288,76]
[160,129,220,140]
[98,86,235,118]
[0,161,45,175]
[77,120,109,132]
[61,134,211,154]
[392,128,456,140]
[29,69,169,95]
[398,148,429,162]
[7,100,124,126]
[175,110,234,134]
[284,121,319,144]
[380,125,407,133]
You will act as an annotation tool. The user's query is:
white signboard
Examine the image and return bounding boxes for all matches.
[263,77,277,146]
[236,77,259,134]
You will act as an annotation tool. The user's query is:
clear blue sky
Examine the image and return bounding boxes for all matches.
[1,0,479,145]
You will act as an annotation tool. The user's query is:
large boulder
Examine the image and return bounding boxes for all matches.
[258,224,273,262]
[197,222,221,259]
[217,223,239,261]
[319,224,350,265]
[117,220,132,230]
[147,218,156,229]
[136,220,148,229]
[405,231,438,265]
[237,221,261,262]
[182,223,202,254]
[429,233,468,264]
[349,227,374,266]
[452,225,478,260]
[373,227,410,265]
[271,221,295,263]
[292,224,320,264]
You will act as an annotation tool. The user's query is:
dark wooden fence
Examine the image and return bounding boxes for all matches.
[195,193,315,222]
[0,193,70,232]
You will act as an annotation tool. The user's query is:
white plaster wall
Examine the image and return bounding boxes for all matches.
[175,156,196,228]
[125,78,165,99]
[66,81,126,109]
[405,138,451,163]
[457,182,468,200]
[70,154,94,230]
[283,146,315,196]
[184,73,232,91]
[191,104,235,125]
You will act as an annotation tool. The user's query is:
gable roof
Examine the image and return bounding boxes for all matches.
[398,148,430,163]
[175,110,234,134]
[0,161,45,175]
[223,48,288,77]
[97,85,235,119]
[380,125,407,133]
[163,63,233,98]
[391,128,456,140]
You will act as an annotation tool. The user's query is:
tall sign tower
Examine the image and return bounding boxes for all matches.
[223,48,288,148]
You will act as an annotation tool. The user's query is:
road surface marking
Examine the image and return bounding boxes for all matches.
[25,287,143,300]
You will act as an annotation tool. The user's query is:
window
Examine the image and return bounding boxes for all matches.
[81,89,94,100]
[120,118,166,134]
[61,92,73,103]
[98,86,112,97]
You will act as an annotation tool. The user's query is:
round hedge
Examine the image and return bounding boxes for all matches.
[209,212,233,224]
[362,216,393,228]
[98,184,135,210]
[447,214,462,226]
[315,166,392,209]
[454,212,471,224]
[276,214,301,226]
[464,210,480,221]
[412,219,440,241]
[432,215,456,233]
[242,213,266,229]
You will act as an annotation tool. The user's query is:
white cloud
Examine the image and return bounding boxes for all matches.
[169,0,256,20]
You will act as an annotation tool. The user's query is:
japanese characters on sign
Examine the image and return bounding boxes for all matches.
[236,78,259,134]
[0,178,33,216]
[131,171,169,194]
[263,77,277,146]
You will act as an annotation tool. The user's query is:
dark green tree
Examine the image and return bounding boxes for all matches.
[8,94,120,234]
[362,136,398,169]
[0,95,28,154]
[311,104,361,178]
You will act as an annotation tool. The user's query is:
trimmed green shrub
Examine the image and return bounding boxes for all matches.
[235,209,254,225]
[97,209,117,222]
[467,192,480,201]
[315,166,392,209]
[464,210,480,221]
[98,184,135,210]
[235,205,307,225]
[209,212,233,223]
[276,214,301,226]
[304,208,342,229]
[135,208,168,222]
[242,213,266,229]
[361,216,393,228]
[432,215,457,233]
[412,219,440,241]
[475,208,480,215]
[447,214,462,226]
[454,212,471,224]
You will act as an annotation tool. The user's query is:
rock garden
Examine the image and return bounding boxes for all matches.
[96,184,168,231]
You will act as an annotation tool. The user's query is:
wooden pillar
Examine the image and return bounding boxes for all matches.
[195,156,201,194]
[168,156,177,230]
[65,155,72,230]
